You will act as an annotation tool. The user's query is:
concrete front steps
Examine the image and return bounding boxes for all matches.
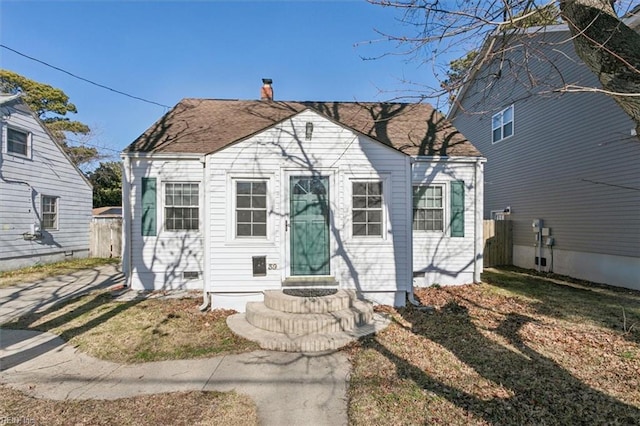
[226,289,390,352]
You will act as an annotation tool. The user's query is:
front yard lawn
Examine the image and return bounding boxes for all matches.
[5,264,639,425]
[0,386,257,426]
[2,290,259,363]
[348,268,640,425]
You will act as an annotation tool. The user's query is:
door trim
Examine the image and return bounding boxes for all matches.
[282,169,336,281]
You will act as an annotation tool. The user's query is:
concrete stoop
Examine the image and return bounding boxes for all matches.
[226,289,390,352]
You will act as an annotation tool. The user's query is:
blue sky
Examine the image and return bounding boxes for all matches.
[1,1,451,165]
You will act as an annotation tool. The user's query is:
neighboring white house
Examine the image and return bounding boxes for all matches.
[122,92,485,310]
[448,11,640,289]
[0,94,92,270]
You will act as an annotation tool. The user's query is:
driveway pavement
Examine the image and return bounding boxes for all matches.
[0,263,124,325]
[0,265,350,425]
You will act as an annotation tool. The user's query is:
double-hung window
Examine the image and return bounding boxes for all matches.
[7,128,30,157]
[42,196,58,230]
[352,181,383,237]
[236,181,267,237]
[165,183,199,231]
[492,104,514,143]
[413,186,444,231]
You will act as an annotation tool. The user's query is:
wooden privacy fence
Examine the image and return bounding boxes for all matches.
[90,217,122,258]
[483,220,513,267]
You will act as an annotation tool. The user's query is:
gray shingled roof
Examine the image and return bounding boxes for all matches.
[125,99,481,157]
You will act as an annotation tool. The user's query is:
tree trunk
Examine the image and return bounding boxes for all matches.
[560,0,640,135]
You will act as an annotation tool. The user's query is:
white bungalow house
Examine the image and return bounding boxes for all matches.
[121,88,485,311]
[0,94,92,270]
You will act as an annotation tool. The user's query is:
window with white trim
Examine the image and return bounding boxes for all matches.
[236,181,267,237]
[42,196,58,230]
[413,186,444,231]
[164,183,199,231]
[492,104,514,143]
[352,181,383,237]
[6,127,31,157]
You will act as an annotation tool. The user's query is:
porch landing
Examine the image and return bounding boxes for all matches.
[226,289,390,352]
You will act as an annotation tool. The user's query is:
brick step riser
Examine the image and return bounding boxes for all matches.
[263,290,360,314]
[245,307,373,334]
[227,313,389,352]
[263,295,352,314]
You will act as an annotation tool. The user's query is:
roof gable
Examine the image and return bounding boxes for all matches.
[1,94,92,189]
[126,99,481,157]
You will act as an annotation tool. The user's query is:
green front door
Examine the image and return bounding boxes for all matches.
[290,176,330,276]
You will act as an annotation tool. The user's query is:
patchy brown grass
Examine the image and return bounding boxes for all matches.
[2,290,259,363]
[0,257,121,288]
[0,386,258,426]
[348,268,640,425]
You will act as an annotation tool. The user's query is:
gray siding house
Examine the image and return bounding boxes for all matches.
[448,16,640,289]
[0,94,92,270]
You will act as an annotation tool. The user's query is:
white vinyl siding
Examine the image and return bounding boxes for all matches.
[413,185,444,231]
[492,105,514,143]
[165,183,199,231]
[125,109,485,297]
[205,110,411,294]
[412,162,480,286]
[42,196,58,230]
[127,158,204,291]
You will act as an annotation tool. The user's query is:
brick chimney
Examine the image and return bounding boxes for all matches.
[261,78,273,101]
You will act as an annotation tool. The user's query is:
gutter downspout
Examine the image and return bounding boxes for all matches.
[408,286,421,306]
[473,158,485,283]
[407,157,420,306]
[121,155,133,287]
[199,155,210,311]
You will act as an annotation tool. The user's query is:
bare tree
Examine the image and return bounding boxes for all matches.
[366,0,640,133]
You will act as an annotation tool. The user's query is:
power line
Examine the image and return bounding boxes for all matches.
[1,44,172,109]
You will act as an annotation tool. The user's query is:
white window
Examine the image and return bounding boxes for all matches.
[492,104,514,143]
[413,186,444,231]
[236,181,267,237]
[164,183,199,231]
[6,127,31,157]
[42,196,58,230]
[352,181,383,237]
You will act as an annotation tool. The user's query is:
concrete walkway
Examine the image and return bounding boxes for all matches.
[1,329,350,425]
[0,265,350,425]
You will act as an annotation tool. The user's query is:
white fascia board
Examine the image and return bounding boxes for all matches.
[120,152,205,161]
[411,155,486,164]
